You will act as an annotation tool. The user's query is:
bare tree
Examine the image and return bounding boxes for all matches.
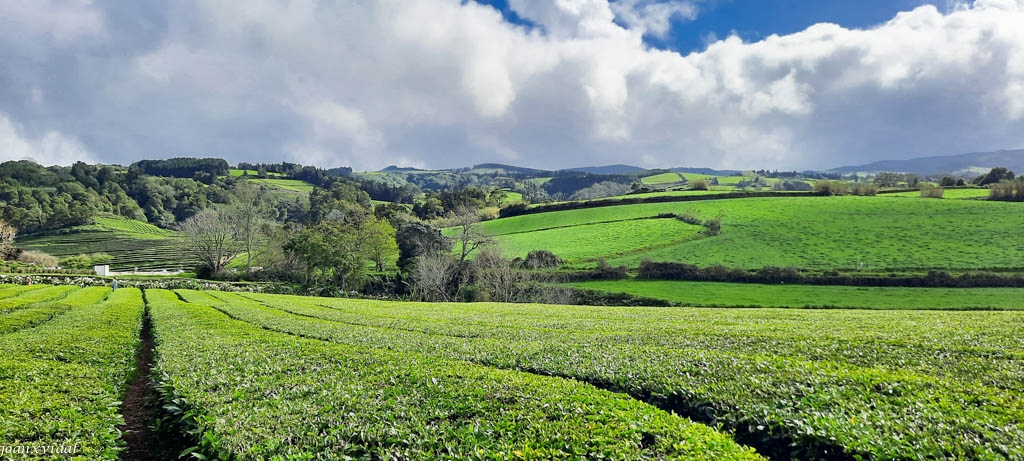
[178,208,239,275]
[228,183,272,271]
[473,246,532,303]
[412,252,460,302]
[0,220,17,261]
[452,207,493,265]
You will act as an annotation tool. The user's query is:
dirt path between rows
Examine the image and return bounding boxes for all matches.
[119,310,161,461]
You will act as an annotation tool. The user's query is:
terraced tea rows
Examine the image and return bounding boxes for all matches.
[0,288,141,459]
[18,227,188,272]
[150,289,759,460]
[2,285,1020,459]
[204,292,1023,460]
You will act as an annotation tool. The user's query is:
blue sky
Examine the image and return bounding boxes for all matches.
[476,0,939,53]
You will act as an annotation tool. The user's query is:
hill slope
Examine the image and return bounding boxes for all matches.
[832,149,1024,175]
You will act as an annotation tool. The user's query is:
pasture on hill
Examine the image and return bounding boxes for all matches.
[641,172,684,184]
[480,195,1024,271]
[246,177,316,193]
[16,216,189,272]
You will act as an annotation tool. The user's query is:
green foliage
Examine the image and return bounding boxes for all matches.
[227,292,1024,460]
[285,218,385,289]
[150,290,760,460]
[0,288,142,459]
[0,285,78,311]
[975,166,1015,186]
[308,181,372,223]
[60,252,114,269]
[129,157,229,178]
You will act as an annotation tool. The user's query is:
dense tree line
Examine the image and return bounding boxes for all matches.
[129,157,229,178]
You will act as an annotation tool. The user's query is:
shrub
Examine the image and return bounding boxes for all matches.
[703,213,723,236]
[690,179,709,190]
[850,183,878,196]
[676,210,703,225]
[920,184,944,198]
[18,250,59,268]
[989,178,1024,201]
[524,250,562,269]
[814,181,849,196]
[60,253,114,270]
[638,261,700,280]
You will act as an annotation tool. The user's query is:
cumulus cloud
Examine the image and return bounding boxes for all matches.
[1,0,1023,170]
[0,113,95,166]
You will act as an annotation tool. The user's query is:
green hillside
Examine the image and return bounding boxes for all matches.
[482,195,1024,271]
[640,172,684,184]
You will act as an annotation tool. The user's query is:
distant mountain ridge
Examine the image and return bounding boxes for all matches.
[561,164,645,175]
[831,149,1024,176]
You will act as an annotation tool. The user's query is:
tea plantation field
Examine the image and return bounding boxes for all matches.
[1,286,1021,459]
[16,216,189,272]
[482,195,1024,270]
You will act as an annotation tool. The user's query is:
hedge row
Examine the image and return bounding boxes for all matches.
[637,261,1024,288]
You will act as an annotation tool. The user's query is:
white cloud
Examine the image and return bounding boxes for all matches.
[1,0,1024,171]
[0,114,95,166]
[610,0,698,37]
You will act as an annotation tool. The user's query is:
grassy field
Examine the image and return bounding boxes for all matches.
[641,172,684,184]
[494,217,702,261]
[17,216,189,271]
[882,188,990,199]
[228,168,283,177]
[247,177,316,193]
[571,280,1024,309]
[482,195,1024,270]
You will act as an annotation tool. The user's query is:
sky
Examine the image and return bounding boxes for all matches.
[1,0,1023,171]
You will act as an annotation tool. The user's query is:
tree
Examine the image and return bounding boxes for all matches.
[940,176,957,187]
[228,182,272,271]
[452,207,493,265]
[365,216,399,271]
[873,171,903,188]
[975,167,1015,186]
[285,220,374,290]
[396,222,452,269]
[411,251,460,302]
[0,220,17,260]
[472,246,532,303]
[178,208,239,276]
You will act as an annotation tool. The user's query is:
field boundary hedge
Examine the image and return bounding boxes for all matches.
[636,261,1024,288]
